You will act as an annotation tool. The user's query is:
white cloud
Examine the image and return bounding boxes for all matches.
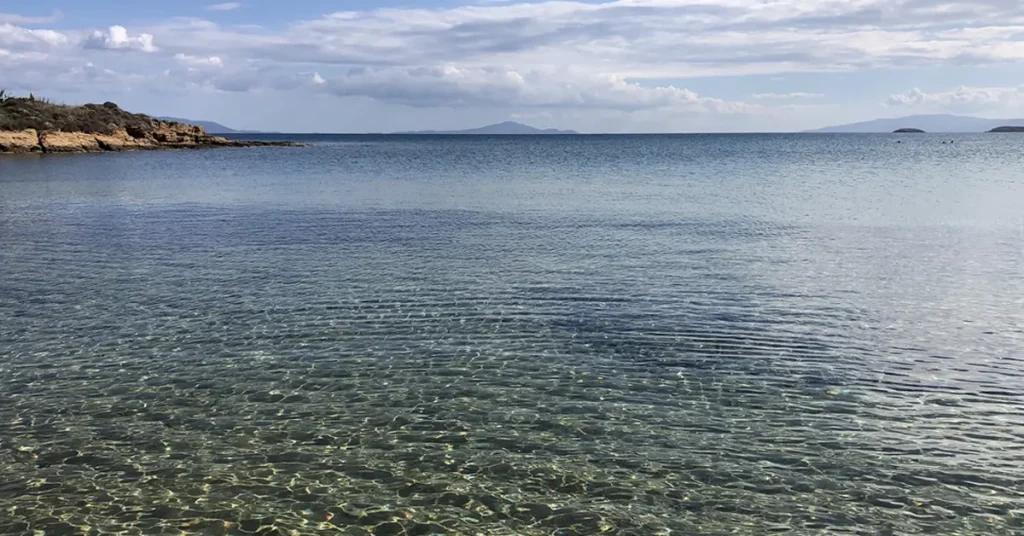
[751,92,823,100]
[205,3,243,11]
[0,23,68,49]
[320,65,754,112]
[64,0,1011,108]
[0,58,152,94]
[80,61,752,115]
[174,52,223,67]
[886,85,1024,109]
[10,1,1024,84]
[0,49,50,66]
[4,0,1024,130]
[0,11,63,25]
[147,64,326,94]
[84,25,157,53]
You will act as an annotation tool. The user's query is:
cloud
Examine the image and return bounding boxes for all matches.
[886,85,1024,109]
[751,92,823,100]
[149,63,322,93]
[174,52,223,67]
[320,65,754,112]
[0,49,51,67]
[93,60,751,114]
[5,0,1024,130]
[0,23,68,49]
[84,25,157,53]
[0,58,153,94]
[74,0,1013,94]
[205,3,243,11]
[0,11,63,25]
[12,1,1024,83]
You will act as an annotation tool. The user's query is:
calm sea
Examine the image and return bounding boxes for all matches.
[1,134,1023,535]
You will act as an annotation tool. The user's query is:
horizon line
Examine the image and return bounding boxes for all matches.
[228,131,1005,135]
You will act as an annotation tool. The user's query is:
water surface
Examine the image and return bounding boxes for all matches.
[1,134,1023,535]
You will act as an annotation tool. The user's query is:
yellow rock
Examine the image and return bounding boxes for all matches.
[0,129,41,153]
[4,119,290,155]
[94,128,155,151]
[39,131,100,153]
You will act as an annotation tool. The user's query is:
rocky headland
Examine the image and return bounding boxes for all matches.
[0,95,297,154]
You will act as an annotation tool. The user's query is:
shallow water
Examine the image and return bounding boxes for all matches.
[1,135,1023,535]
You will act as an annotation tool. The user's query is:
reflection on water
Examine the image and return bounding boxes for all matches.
[1,136,1024,535]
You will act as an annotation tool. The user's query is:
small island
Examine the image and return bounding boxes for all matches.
[893,128,926,133]
[988,126,1024,133]
[0,92,297,155]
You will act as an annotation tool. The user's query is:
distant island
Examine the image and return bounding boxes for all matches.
[893,128,925,133]
[0,93,296,154]
[988,126,1024,133]
[808,114,1024,133]
[398,121,578,135]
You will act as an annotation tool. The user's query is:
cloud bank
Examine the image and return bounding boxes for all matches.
[887,85,1024,110]
[1,0,1023,128]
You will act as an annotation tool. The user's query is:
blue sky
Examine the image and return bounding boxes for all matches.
[2,1,1024,132]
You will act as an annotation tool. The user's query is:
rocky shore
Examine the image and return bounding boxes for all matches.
[0,96,297,155]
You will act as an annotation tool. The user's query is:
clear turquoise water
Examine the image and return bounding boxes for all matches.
[1,134,1023,535]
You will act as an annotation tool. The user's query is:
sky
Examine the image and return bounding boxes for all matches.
[1,0,1023,132]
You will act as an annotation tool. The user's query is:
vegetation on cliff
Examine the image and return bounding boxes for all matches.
[1,92,184,136]
[0,91,296,154]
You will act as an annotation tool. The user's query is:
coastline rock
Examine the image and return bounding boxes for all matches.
[1,96,298,155]
[1,124,298,154]
[0,129,41,153]
[94,128,153,151]
[40,131,102,153]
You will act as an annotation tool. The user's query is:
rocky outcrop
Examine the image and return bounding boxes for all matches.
[0,129,41,153]
[1,96,297,155]
[988,126,1024,132]
[1,123,296,154]
[39,131,105,153]
[893,128,925,133]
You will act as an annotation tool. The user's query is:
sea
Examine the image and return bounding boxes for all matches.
[1,134,1022,535]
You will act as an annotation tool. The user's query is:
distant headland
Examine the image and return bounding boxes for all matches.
[0,92,297,155]
[808,114,1024,133]
[397,121,578,135]
[893,128,926,133]
[988,126,1024,133]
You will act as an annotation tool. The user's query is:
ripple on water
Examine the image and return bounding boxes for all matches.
[1,199,1023,534]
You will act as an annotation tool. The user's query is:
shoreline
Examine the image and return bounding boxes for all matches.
[1,96,300,155]
[0,128,298,155]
